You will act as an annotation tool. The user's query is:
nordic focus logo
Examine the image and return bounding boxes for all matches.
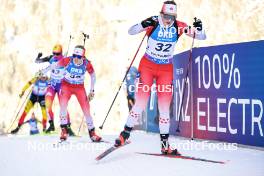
[129,82,173,93]
[157,26,205,38]
[168,141,238,151]
[27,141,108,152]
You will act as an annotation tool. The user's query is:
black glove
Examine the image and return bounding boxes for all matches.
[37,52,43,58]
[193,17,202,31]
[35,55,52,63]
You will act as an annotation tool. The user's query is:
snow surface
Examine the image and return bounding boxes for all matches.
[0,131,263,176]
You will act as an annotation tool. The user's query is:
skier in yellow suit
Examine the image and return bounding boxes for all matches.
[11,71,49,134]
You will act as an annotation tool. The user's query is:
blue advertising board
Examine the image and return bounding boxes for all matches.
[146,40,264,147]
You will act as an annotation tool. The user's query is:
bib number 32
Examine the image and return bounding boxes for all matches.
[155,43,172,52]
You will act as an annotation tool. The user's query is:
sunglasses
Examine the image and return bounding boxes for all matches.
[53,52,61,56]
[162,13,175,21]
[73,54,82,59]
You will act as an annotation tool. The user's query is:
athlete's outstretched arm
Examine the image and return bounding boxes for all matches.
[19,77,37,97]
[86,61,96,92]
[21,77,37,92]
[89,72,96,93]
[128,16,157,35]
[35,55,52,63]
[128,24,145,35]
[185,28,206,40]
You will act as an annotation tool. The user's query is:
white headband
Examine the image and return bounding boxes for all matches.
[73,47,85,56]
[161,4,177,15]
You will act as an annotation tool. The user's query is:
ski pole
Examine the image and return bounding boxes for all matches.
[7,87,33,133]
[99,33,147,130]
[77,116,84,136]
[6,97,22,131]
[176,18,197,133]
[82,32,89,47]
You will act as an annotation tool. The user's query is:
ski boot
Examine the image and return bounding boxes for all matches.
[11,125,21,134]
[60,125,68,141]
[115,126,132,147]
[88,128,101,142]
[160,134,181,155]
[45,120,55,133]
[66,123,76,136]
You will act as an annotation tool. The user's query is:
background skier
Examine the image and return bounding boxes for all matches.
[11,71,49,134]
[55,45,101,142]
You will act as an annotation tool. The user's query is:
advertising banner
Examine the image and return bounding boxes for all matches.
[147,40,264,147]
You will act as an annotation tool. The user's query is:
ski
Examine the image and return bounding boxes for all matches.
[95,141,131,161]
[93,139,111,144]
[136,152,226,164]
